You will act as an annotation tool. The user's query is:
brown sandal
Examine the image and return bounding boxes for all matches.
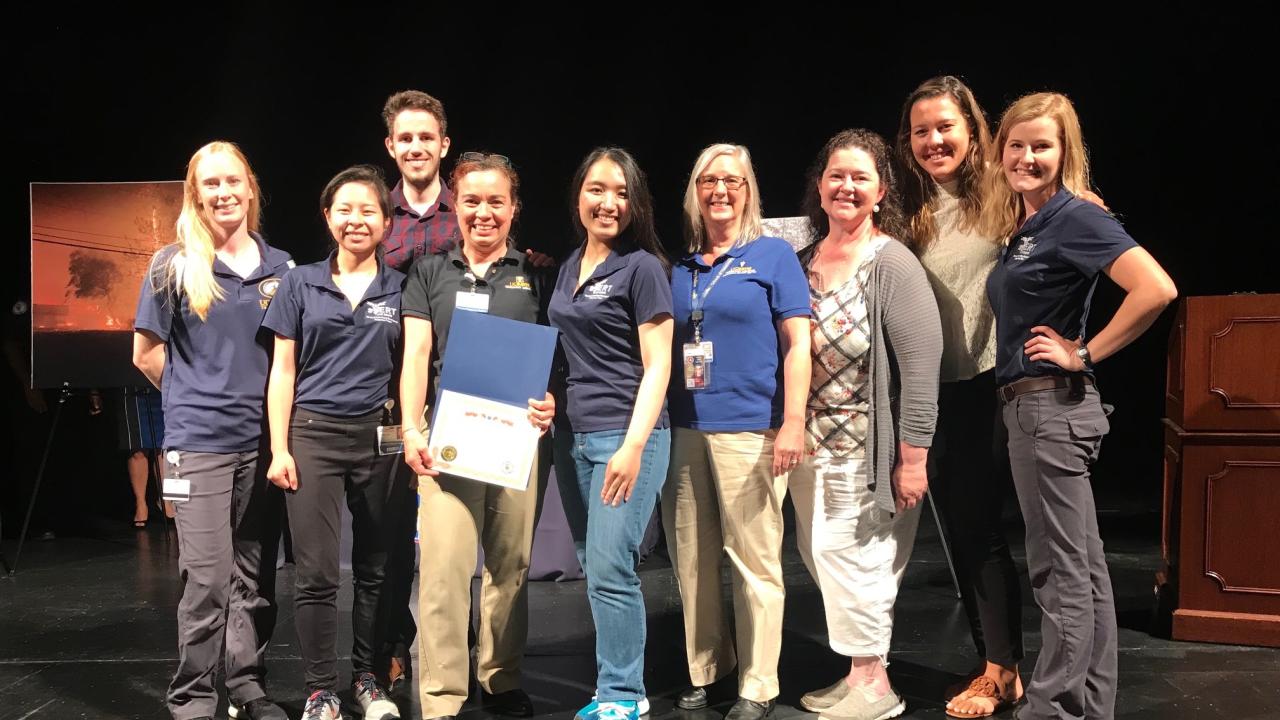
[944,676,1017,719]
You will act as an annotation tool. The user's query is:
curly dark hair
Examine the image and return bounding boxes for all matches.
[802,128,910,245]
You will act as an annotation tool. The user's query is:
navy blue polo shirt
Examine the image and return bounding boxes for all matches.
[668,236,810,431]
[261,253,405,417]
[400,244,551,379]
[133,233,293,453]
[986,188,1138,385]
[548,244,673,433]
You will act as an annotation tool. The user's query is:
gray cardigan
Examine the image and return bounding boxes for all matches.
[799,239,942,513]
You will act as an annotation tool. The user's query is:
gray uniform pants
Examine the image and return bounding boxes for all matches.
[164,448,281,720]
[1002,384,1116,720]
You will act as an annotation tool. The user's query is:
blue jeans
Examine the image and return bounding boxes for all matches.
[553,427,671,702]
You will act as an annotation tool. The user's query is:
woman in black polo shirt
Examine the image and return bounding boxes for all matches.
[398,153,555,720]
[262,165,402,720]
[981,92,1176,720]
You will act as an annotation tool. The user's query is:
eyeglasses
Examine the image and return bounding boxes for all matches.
[697,175,747,191]
[459,151,512,166]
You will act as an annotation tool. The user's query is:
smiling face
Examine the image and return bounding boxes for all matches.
[697,153,749,233]
[194,150,255,235]
[577,158,632,245]
[818,146,884,229]
[384,109,451,189]
[909,95,971,183]
[324,181,390,257]
[1002,115,1063,199]
[455,169,514,256]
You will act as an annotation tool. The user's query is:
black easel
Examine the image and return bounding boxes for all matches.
[6,383,72,576]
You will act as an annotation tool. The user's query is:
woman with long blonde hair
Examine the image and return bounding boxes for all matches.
[133,141,292,720]
[982,92,1176,720]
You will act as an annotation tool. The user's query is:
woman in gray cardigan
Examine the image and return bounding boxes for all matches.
[789,129,942,720]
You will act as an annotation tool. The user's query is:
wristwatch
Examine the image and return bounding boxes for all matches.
[1075,345,1093,369]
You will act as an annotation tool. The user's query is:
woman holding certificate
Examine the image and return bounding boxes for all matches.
[549,147,673,720]
[662,143,811,720]
[399,153,556,720]
[262,165,403,720]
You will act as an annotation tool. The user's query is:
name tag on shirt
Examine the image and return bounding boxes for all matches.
[456,291,489,313]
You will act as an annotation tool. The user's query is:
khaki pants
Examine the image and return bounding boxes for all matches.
[416,446,545,717]
[661,427,787,702]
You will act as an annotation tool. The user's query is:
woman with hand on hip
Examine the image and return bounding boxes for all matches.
[790,129,942,720]
[132,141,290,720]
[982,92,1175,720]
[262,165,403,720]
[550,147,673,720]
[399,153,555,720]
[663,143,810,720]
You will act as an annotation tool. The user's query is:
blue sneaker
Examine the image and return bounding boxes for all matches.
[577,701,639,720]
[583,695,651,716]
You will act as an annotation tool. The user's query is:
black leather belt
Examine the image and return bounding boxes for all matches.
[997,375,1094,404]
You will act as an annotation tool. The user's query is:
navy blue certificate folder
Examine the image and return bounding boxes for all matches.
[434,311,558,413]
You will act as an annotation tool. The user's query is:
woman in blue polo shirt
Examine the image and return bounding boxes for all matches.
[133,141,290,720]
[549,147,673,720]
[261,165,403,720]
[981,92,1176,720]
[663,143,810,720]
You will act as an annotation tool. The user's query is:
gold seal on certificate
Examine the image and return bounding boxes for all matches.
[428,389,538,490]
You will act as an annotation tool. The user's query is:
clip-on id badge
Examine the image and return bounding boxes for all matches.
[162,449,190,502]
[455,290,489,313]
[377,425,405,455]
[683,341,714,390]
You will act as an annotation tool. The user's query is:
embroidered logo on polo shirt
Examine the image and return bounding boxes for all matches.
[505,276,533,291]
[258,277,280,309]
[726,261,756,276]
[365,301,399,324]
[1011,236,1037,262]
[582,280,613,300]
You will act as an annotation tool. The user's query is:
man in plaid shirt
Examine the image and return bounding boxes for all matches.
[381,90,460,272]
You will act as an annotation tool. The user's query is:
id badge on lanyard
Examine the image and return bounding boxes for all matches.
[685,259,733,390]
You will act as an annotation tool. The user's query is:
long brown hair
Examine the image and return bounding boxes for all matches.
[895,75,992,253]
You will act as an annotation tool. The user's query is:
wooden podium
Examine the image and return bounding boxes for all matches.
[1160,294,1280,646]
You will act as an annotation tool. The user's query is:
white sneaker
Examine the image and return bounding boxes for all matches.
[301,690,342,720]
[354,672,400,719]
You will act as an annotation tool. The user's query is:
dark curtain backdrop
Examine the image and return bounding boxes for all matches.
[11,10,1272,516]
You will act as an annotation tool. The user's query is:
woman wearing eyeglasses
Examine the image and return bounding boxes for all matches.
[662,143,810,720]
[399,152,556,720]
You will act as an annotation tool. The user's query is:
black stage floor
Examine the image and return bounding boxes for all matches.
[2,507,1278,720]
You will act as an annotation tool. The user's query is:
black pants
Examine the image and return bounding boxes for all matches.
[927,370,1024,666]
[378,461,419,666]
[286,408,399,692]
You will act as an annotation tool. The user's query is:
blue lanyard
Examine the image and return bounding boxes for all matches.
[690,256,735,342]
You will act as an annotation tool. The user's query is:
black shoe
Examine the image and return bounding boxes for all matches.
[229,697,288,720]
[724,698,774,720]
[482,688,535,717]
[676,687,708,711]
